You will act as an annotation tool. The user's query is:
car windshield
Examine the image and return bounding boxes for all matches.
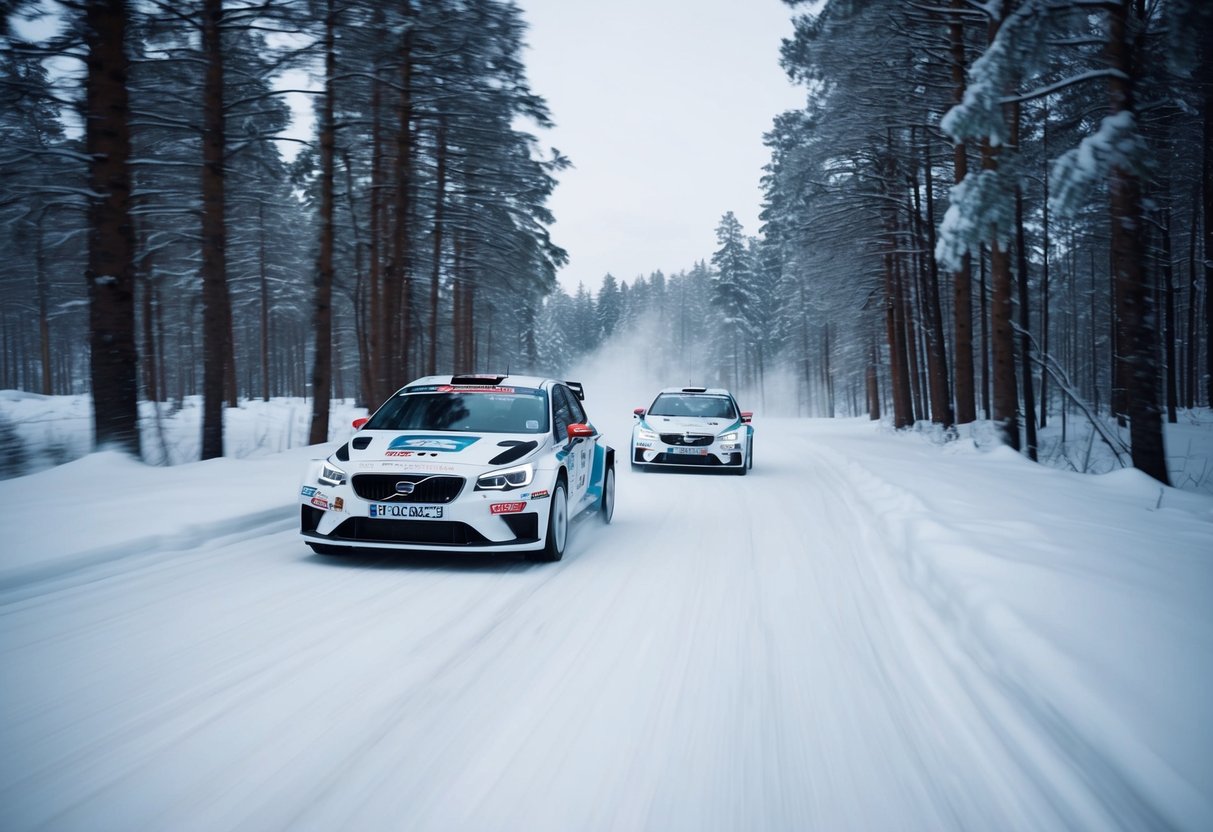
[648,393,736,419]
[365,387,549,434]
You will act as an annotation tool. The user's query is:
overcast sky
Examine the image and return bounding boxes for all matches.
[514,0,806,292]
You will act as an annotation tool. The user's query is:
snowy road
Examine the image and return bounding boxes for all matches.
[2,413,1211,831]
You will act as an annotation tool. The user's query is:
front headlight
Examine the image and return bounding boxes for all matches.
[476,462,534,491]
[318,461,347,487]
[719,431,738,443]
[636,429,659,441]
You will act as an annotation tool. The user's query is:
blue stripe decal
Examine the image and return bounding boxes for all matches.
[585,444,606,502]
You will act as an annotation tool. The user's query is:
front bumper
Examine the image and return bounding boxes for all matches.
[299,461,555,553]
[631,441,743,468]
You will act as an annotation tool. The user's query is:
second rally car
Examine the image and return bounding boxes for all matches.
[631,386,753,474]
[300,374,615,562]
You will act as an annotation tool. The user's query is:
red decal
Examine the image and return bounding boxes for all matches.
[490,502,527,515]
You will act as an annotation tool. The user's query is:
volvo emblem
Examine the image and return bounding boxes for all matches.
[395,481,416,495]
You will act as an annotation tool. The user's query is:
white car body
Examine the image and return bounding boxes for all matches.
[631,387,753,474]
[301,374,615,561]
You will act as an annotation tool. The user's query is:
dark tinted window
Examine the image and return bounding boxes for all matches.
[365,389,549,433]
[648,393,736,419]
[551,385,574,440]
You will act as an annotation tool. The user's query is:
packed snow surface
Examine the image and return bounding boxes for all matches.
[1,378,1211,831]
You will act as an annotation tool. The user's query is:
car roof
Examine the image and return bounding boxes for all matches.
[655,386,734,397]
[399,374,586,394]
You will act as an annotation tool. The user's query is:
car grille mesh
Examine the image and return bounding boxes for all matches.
[659,433,713,447]
[352,474,465,503]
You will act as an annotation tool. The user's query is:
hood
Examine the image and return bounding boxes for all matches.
[346,430,547,469]
[642,416,736,435]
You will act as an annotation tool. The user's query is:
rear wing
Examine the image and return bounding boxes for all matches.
[565,381,585,401]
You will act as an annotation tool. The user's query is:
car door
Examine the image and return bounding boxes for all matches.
[553,384,596,512]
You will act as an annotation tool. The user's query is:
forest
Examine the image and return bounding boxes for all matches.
[1,0,1211,487]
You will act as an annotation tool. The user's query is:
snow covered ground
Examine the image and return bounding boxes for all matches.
[1,362,1211,830]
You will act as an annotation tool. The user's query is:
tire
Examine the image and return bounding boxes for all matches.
[529,479,568,562]
[746,437,753,470]
[599,465,615,524]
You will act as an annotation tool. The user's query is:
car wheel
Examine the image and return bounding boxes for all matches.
[600,465,615,524]
[747,438,754,470]
[530,479,568,562]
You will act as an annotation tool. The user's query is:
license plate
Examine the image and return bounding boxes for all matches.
[369,504,443,519]
[669,447,707,455]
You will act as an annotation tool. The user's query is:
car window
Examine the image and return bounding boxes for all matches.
[551,385,574,441]
[649,394,736,419]
[364,389,550,433]
[566,388,588,425]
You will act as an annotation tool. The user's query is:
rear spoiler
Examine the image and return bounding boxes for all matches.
[565,381,585,401]
[451,373,507,386]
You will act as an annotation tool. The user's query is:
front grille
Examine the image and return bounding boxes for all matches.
[333,518,490,546]
[659,433,713,447]
[352,474,465,503]
[635,449,743,467]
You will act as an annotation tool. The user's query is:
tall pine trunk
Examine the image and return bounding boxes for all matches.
[949,0,976,424]
[308,0,336,446]
[85,0,139,455]
[200,0,230,459]
[427,116,448,376]
[1107,0,1168,484]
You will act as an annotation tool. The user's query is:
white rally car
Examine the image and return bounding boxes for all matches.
[631,387,753,474]
[300,374,615,562]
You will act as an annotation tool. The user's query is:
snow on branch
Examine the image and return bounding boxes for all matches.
[940,0,1052,147]
[1049,110,1146,217]
[935,168,1014,272]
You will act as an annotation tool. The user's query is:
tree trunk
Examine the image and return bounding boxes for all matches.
[1186,186,1198,409]
[1011,102,1037,461]
[1203,41,1213,408]
[1039,103,1051,428]
[922,138,953,427]
[427,116,448,376]
[949,0,976,424]
[200,0,229,459]
[1163,208,1177,423]
[986,134,1019,450]
[308,0,336,446]
[35,209,53,395]
[1107,0,1169,484]
[85,0,139,455]
[388,25,415,394]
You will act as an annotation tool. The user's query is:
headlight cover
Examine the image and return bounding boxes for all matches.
[718,430,740,451]
[636,428,659,441]
[318,460,347,487]
[718,431,738,442]
[476,462,534,491]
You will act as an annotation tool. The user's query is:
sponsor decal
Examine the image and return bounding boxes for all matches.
[527,489,550,500]
[387,435,480,454]
[333,497,344,511]
[634,441,654,449]
[490,501,527,515]
[438,384,516,394]
[310,496,329,510]
[301,485,317,497]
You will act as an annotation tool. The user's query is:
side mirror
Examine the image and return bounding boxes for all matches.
[352,417,369,429]
[740,412,752,424]
[567,423,595,440]
[633,408,645,418]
